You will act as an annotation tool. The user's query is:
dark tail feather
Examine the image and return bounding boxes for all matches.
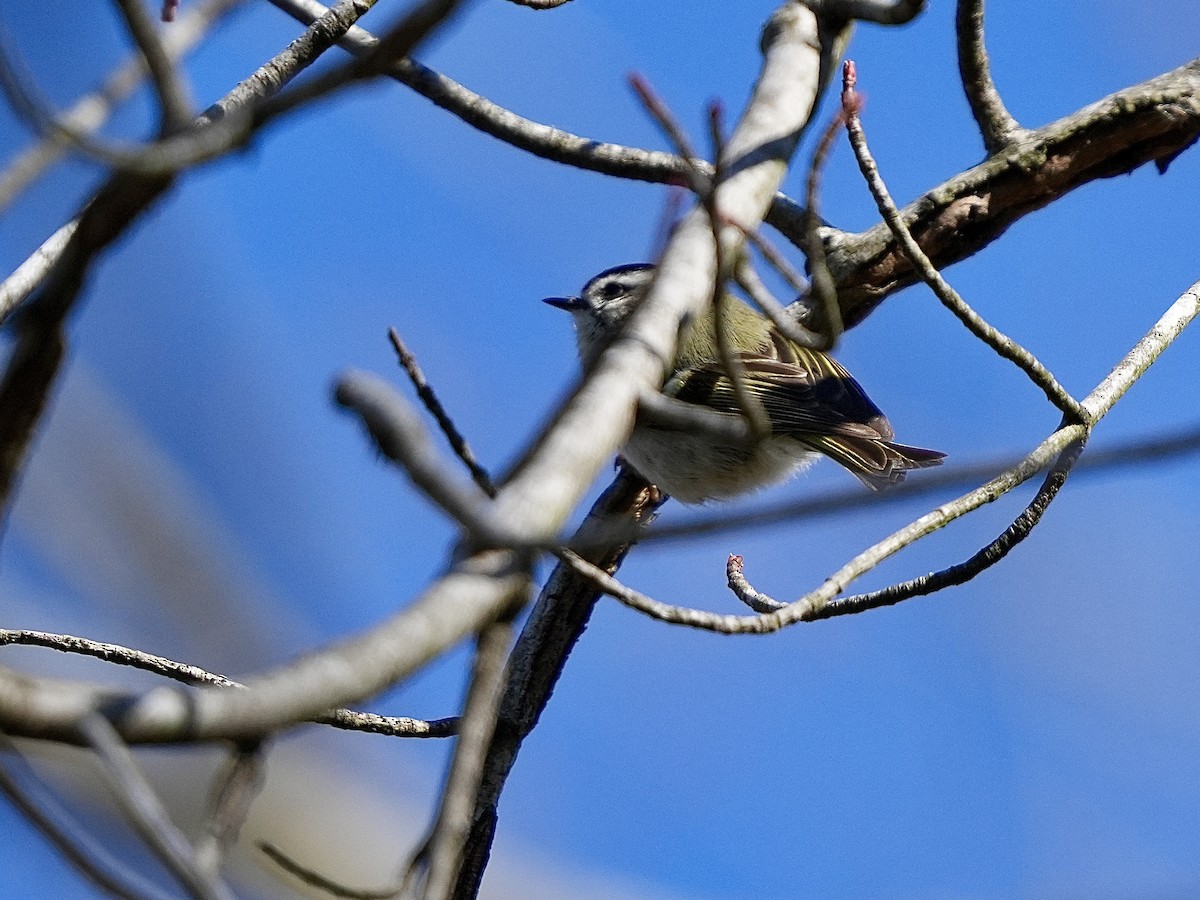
[807,436,946,491]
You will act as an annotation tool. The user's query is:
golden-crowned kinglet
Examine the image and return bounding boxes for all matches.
[545,263,944,503]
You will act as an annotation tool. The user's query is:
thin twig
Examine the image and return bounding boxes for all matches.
[739,225,807,294]
[732,253,825,349]
[841,59,1088,423]
[627,73,710,196]
[726,554,785,613]
[76,712,235,900]
[112,0,195,134]
[196,743,267,877]
[812,432,1085,617]
[955,0,1027,153]
[389,328,496,497]
[629,74,769,437]
[334,372,535,548]
[0,628,458,738]
[259,841,398,899]
[801,100,846,347]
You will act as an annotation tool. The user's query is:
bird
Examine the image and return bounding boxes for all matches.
[544,262,945,503]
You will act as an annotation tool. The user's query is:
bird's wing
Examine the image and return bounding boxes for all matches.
[667,347,892,440]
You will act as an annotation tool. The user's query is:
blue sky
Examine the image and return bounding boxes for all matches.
[1,1,1199,897]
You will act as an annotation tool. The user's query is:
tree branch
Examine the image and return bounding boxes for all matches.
[822,58,1200,325]
[77,712,234,899]
[955,0,1027,153]
[841,59,1086,421]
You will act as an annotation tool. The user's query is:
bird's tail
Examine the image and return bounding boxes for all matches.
[805,435,946,491]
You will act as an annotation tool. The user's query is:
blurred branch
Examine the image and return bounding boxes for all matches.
[0,0,244,212]
[112,0,195,133]
[502,0,573,7]
[639,417,1200,545]
[0,0,389,532]
[413,615,517,900]
[0,0,467,179]
[955,0,1027,153]
[814,0,925,24]
[841,59,1087,421]
[798,92,845,347]
[77,712,234,899]
[196,744,266,878]
[0,733,180,900]
[259,841,396,899]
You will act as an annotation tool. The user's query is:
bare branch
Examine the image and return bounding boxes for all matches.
[812,434,1085,618]
[502,0,573,8]
[319,709,460,738]
[196,744,266,877]
[841,59,1088,422]
[0,628,458,738]
[454,472,663,898]
[799,100,846,347]
[389,328,497,498]
[77,712,235,899]
[955,0,1027,153]
[417,616,516,900]
[0,0,244,212]
[824,58,1200,325]
[0,628,238,687]
[112,0,195,133]
[335,372,535,548]
[726,554,785,613]
[0,222,78,327]
[0,734,180,900]
[0,0,392,530]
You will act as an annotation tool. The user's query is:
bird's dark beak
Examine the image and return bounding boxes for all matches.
[543,295,586,311]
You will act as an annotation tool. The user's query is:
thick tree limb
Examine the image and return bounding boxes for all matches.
[822,58,1200,325]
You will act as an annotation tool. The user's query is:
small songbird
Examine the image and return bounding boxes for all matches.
[544,263,944,503]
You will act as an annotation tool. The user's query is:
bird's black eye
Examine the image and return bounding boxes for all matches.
[600,281,626,300]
